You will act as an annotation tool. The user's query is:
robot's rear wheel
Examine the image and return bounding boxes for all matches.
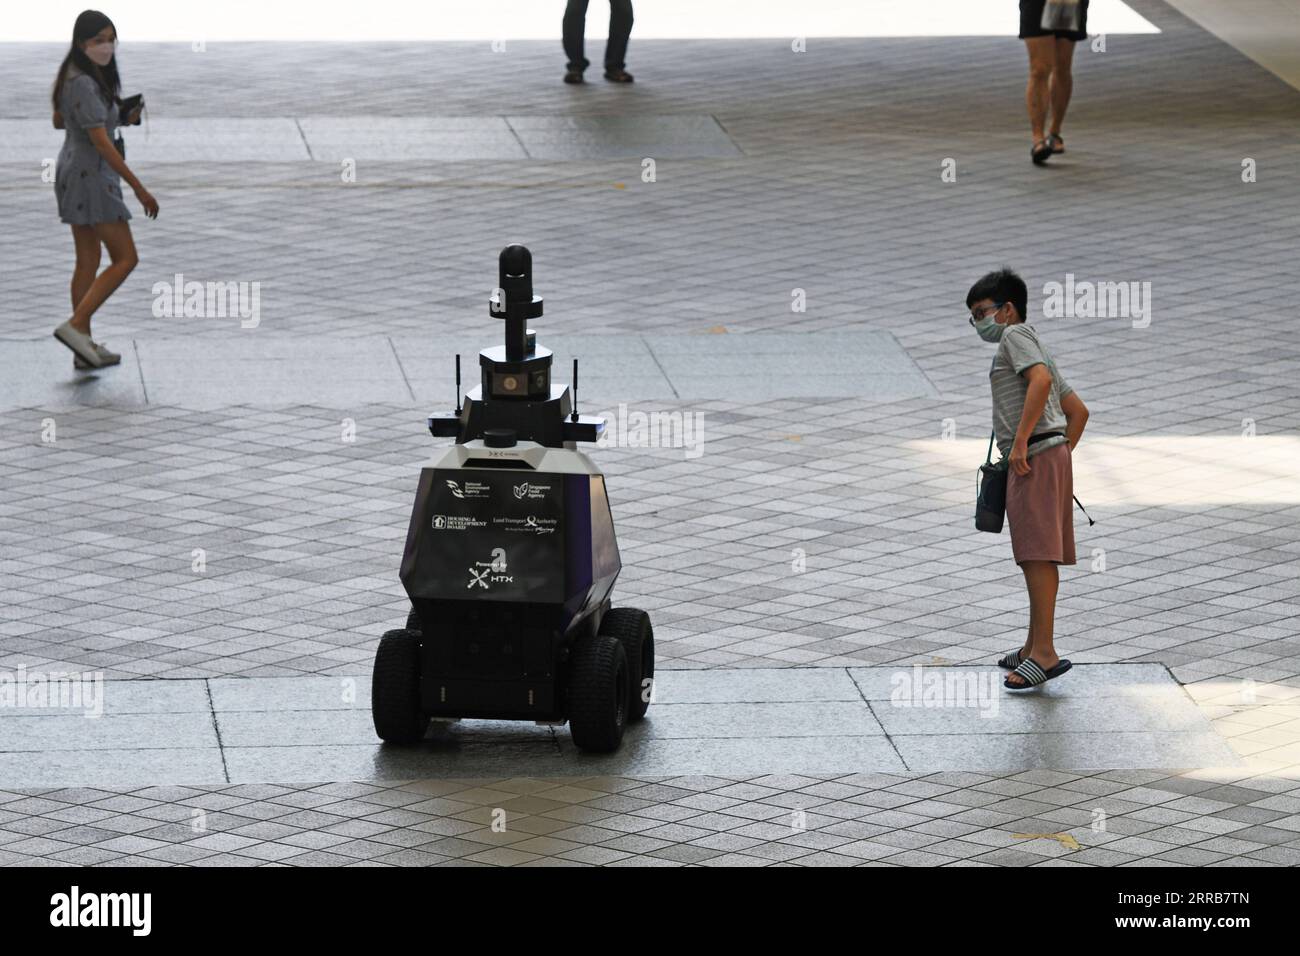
[567,634,628,752]
[372,628,427,744]
[599,608,654,721]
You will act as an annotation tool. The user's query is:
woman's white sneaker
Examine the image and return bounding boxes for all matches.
[53,320,103,367]
[74,341,122,369]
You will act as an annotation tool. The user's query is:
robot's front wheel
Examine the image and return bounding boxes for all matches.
[568,634,628,753]
[372,628,427,744]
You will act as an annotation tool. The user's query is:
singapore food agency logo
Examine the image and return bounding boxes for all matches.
[513,481,551,500]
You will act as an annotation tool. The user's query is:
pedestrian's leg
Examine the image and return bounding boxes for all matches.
[605,0,634,72]
[70,224,101,318]
[1008,560,1060,687]
[1024,37,1055,149]
[70,222,138,334]
[1020,619,1035,661]
[1049,37,1077,140]
[563,0,592,73]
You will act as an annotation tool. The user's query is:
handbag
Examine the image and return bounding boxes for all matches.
[1041,0,1083,32]
[975,430,1007,533]
[113,133,125,159]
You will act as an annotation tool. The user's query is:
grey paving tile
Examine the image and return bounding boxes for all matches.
[136,337,411,407]
[297,117,525,162]
[0,679,208,716]
[0,342,147,409]
[0,712,217,752]
[208,675,370,713]
[645,667,863,704]
[506,115,741,159]
[0,749,226,788]
[893,731,1242,772]
[870,694,1218,736]
[638,701,883,738]
[109,119,311,163]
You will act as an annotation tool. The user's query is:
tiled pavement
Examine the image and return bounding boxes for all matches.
[0,665,1242,789]
[1,0,1299,864]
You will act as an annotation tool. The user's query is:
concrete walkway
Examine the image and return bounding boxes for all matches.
[1,0,1298,865]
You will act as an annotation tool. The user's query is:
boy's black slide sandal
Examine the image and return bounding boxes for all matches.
[1005,658,1071,690]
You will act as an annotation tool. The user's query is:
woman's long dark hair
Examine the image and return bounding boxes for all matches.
[51,10,121,112]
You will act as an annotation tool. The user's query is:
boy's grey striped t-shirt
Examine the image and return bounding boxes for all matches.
[989,323,1073,459]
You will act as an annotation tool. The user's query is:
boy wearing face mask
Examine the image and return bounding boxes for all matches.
[966,269,1089,690]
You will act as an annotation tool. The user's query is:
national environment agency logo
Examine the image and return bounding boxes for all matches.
[445,478,490,499]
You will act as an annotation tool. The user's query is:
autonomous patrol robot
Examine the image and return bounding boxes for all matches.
[371,245,654,753]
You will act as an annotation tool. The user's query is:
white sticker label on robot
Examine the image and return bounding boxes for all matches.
[467,549,512,589]
[446,479,491,499]
[432,514,487,531]
[493,514,558,535]
[512,481,553,500]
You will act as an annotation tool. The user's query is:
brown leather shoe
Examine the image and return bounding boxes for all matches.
[563,70,584,84]
[603,69,634,83]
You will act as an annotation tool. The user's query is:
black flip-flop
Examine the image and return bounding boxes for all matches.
[1005,657,1071,690]
[1031,140,1053,165]
[1047,133,1065,154]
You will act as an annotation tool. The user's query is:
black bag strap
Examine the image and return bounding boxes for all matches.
[984,430,995,466]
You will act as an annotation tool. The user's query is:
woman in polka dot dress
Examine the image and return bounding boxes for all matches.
[51,10,159,370]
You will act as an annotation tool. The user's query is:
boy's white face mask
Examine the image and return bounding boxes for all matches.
[974,306,1006,343]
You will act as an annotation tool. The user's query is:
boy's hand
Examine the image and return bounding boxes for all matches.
[1010,438,1031,476]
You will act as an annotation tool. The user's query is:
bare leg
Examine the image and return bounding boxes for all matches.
[1008,560,1060,686]
[69,221,138,335]
[70,224,101,315]
[1024,37,1056,148]
[1049,37,1077,140]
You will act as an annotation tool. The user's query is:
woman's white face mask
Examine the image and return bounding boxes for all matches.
[84,39,117,67]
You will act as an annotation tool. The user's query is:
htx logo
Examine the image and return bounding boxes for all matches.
[468,548,510,589]
[50,886,151,936]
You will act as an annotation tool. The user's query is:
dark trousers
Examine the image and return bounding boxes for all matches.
[563,0,634,72]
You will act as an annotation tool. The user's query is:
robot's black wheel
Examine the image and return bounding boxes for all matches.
[599,608,654,721]
[567,634,628,753]
[372,628,427,744]
[405,607,422,635]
